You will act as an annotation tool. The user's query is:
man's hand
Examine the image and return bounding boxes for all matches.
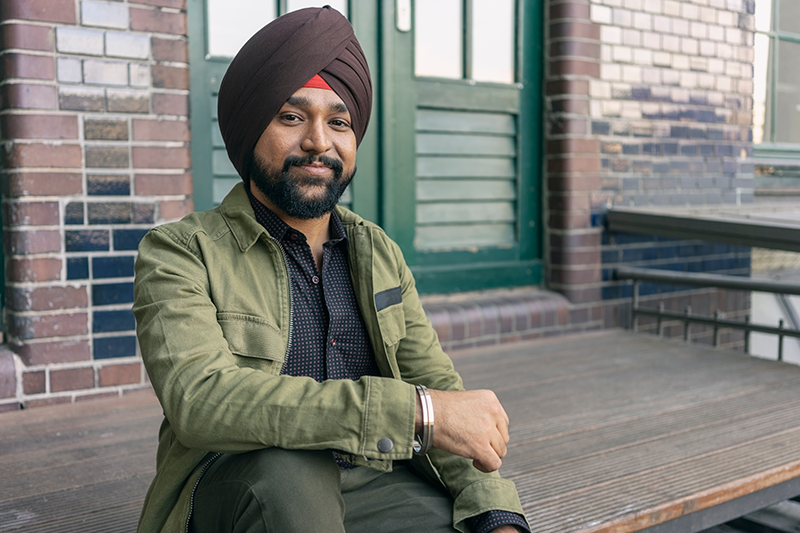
[415,388,510,472]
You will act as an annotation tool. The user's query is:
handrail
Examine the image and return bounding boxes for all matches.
[615,267,800,360]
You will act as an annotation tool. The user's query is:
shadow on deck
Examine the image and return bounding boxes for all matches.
[3,330,800,532]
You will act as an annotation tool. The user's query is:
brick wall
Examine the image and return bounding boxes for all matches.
[545,0,755,329]
[0,0,190,408]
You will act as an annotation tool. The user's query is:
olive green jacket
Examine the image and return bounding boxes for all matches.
[133,183,527,532]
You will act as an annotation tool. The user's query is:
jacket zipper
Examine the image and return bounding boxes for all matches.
[275,240,294,372]
[184,452,222,533]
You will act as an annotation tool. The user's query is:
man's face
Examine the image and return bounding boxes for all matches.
[249,86,358,220]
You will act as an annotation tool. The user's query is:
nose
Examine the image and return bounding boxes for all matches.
[300,118,333,154]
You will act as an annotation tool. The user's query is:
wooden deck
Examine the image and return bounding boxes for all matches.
[3,330,800,532]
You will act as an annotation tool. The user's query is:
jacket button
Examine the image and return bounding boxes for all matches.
[377,438,393,453]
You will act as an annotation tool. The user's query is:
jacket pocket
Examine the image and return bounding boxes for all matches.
[376,306,406,346]
[217,313,285,364]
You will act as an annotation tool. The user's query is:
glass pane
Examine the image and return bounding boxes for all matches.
[207,0,277,58]
[779,0,800,34]
[471,0,515,83]
[753,34,773,144]
[286,0,348,17]
[415,0,463,79]
[776,40,800,143]
[755,0,773,32]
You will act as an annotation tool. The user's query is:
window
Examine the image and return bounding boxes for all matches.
[753,0,800,146]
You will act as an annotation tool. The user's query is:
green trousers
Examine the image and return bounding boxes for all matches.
[190,448,459,533]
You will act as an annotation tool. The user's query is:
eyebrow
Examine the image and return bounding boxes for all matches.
[285,95,349,115]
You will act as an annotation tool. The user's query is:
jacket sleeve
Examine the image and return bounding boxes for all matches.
[386,240,529,532]
[133,226,418,459]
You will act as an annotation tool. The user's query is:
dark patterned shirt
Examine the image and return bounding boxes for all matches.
[247,192,528,533]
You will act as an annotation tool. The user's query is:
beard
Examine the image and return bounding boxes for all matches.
[248,153,355,220]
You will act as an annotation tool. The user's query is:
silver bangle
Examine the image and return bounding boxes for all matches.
[414,385,434,455]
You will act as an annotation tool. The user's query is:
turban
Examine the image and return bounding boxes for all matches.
[217,6,372,182]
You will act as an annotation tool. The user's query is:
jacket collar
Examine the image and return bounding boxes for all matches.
[219,182,367,253]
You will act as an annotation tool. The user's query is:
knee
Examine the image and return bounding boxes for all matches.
[235,448,341,499]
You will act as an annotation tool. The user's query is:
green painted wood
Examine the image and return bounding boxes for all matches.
[417,79,520,113]
[0,198,4,331]
[416,109,516,134]
[416,133,516,156]
[416,223,515,250]
[417,156,515,179]
[417,179,516,201]
[412,260,542,293]
[416,201,515,224]
[212,149,237,176]
[213,178,240,204]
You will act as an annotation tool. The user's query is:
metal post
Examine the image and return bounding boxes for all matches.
[632,280,640,332]
[713,309,721,347]
[657,302,665,337]
[744,315,750,354]
[778,319,784,362]
[684,305,692,343]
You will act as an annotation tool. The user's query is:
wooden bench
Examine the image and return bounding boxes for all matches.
[3,330,800,532]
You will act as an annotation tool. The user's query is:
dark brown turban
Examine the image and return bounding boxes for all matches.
[217,6,372,182]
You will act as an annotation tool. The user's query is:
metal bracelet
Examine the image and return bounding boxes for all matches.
[414,385,434,455]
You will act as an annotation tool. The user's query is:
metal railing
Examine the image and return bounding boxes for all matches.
[616,267,800,360]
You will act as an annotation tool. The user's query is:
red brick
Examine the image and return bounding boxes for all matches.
[548,212,591,229]
[550,118,588,135]
[99,363,141,387]
[549,231,601,248]
[549,21,600,40]
[547,174,600,192]
[15,339,91,366]
[152,37,188,62]
[546,79,589,96]
[547,193,591,211]
[5,172,83,196]
[547,138,599,154]
[550,248,601,265]
[550,3,591,20]
[22,371,46,394]
[158,199,193,220]
[12,312,89,340]
[3,143,82,168]
[2,83,58,109]
[550,60,600,77]
[133,119,189,141]
[75,391,121,402]
[130,7,187,34]
[2,23,55,51]
[50,367,94,393]
[7,201,60,225]
[3,53,54,80]
[551,98,590,114]
[152,92,188,115]
[9,257,61,282]
[130,0,185,8]
[25,396,71,408]
[559,286,603,304]
[133,146,190,169]
[551,41,601,60]
[547,157,600,173]
[1,114,79,140]
[9,229,61,254]
[8,285,88,312]
[152,65,189,89]
[0,351,15,398]
[134,173,192,195]
[0,0,76,24]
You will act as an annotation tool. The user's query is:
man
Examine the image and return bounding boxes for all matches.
[133,7,529,532]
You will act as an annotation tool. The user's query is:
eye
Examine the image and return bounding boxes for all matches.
[281,113,302,122]
[330,119,351,129]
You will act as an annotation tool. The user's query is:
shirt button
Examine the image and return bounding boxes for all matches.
[330,339,336,346]
[312,275,319,284]
[290,234,299,241]
[377,438,394,453]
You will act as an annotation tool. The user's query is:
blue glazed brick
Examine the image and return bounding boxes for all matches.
[698,110,716,123]
[602,285,624,300]
[88,175,130,195]
[690,128,705,139]
[94,335,137,359]
[622,248,644,262]
[662,142,678,155]
[93,309,136,333]
[133,203,155,224]
[602,268,613,282]
[602,249,620,263]
[592,121,610,135]
[591,213,607,228]
[92,256,134,278]
[631,86,650,100]
[670,161,690,172]
[642,143,660,155]
[622,143,640,155]
[88,202,133,224]
[681,145,697,156]
[699,144,714,156]
[717,144,734,157]
[113,229,149,250]
[723,160,737,174]
[703,258,724,271]
[707,128,724,140]
[67,257,89,280]
[602,232,611,245]
[66,230,109,251]
[659,246,678,259]
[65,202,84,225]
[92,282,133,306]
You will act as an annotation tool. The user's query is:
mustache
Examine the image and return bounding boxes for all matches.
[282,155,343,176]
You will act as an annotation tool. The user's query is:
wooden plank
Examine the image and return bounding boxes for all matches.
[417,156,515,178]
[416,109,516,135]
[416,133,516,157]
[416,79,519,113]
[416,223,515,249]
[417,179,516,201]
[212,148,237,176]
[213,177,239,204]
[416,201,515,224]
